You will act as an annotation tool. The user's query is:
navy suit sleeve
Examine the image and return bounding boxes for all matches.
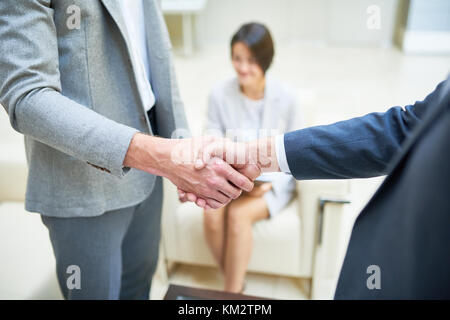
[284,81,446,180]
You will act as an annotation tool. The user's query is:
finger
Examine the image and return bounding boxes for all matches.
[194,158,206,170]
[194,140,217,170]
[195,138,236,170]
[208,189,231,205]
[219,182,242,200]
[186,193,197,202]
[212,158,254,193]
[210,168,242,199]
[177,188,187,202]
[196,198,207,208]
[238,163,261,181]
[180,194,192,203]
[178,190,197,203]
[205,198,225,210]
[199,141,225,169]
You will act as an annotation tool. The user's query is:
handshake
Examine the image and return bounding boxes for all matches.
[123,133,280,210]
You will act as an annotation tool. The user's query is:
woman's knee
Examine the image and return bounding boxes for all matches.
[227,203,252,235]
[203,209,225,233]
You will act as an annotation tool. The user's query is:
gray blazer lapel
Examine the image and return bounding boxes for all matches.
[100,0,149,111]
[100,0,130,48]
[142,0,172,60]
[141,0,173,103]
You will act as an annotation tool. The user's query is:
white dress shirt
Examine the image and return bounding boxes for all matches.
[276,134,292,174]
[118,0,155,111]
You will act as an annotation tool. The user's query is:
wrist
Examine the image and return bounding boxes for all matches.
[123,133,176,177]
[248,137,280,172]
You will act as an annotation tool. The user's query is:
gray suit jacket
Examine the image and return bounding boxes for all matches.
[0,0,188,217]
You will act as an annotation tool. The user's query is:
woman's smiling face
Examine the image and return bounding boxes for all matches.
[231,42,264,88]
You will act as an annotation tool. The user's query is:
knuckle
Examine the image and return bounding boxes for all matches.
[204,188,216,199]
[216,193,228,204]
[209,201,220,210]
[211,161,225,173]
[212,178,222,188]
[205,177,217,188]
[222,195,231,204]
[200,186,211,196]
[225,168,236,179]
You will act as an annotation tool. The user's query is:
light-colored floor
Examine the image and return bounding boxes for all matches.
[150,264,309,300]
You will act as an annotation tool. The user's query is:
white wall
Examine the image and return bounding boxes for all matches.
[164,0,399,48]
[399,0,450,54]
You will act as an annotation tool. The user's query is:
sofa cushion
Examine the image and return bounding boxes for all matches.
[0,111,27,202]
[167,198,304,277]
[0,201,61,299]
[0,142,27,202]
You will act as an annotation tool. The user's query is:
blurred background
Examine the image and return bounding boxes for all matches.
[0,0,449,300]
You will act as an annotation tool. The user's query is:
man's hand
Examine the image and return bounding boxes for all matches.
[177,137,280,208]
[123,133,255,209]
[195,137,280,172]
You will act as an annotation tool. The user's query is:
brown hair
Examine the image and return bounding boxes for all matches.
[231,22,275,74]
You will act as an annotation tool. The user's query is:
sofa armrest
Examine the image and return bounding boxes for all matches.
[161,178,182,265]
[296,180,350,277]
[311,196,353,299]
[317,197,350,245]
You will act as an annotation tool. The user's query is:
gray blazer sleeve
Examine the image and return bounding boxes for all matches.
[0,0,138,178]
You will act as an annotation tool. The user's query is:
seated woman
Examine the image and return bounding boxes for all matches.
[203,22,303,293]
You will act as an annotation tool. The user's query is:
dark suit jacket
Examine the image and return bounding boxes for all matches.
[284,78,450,299]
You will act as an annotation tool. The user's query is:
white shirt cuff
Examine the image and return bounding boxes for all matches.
[275,134,292,174]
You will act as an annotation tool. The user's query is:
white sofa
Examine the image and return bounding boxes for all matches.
[0,112,62,299]
[161,175,351,299]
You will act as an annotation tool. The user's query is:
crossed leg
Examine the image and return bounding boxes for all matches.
[203,194,269,293]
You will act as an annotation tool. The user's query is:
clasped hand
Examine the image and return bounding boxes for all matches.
[176,137,279,209]
[124,134,272,210]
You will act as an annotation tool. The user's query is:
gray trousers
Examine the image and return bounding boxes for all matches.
[41,177,163,300]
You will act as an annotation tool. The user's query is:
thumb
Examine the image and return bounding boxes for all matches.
[194,141,221,170]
